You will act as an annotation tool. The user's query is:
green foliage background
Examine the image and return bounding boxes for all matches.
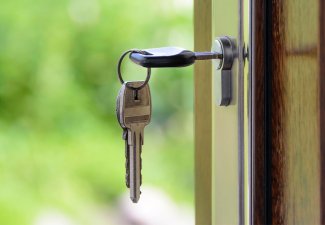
[0,0,194,224]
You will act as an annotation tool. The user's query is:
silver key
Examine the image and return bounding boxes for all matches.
[116,84,130,188]
[117,81,151,203]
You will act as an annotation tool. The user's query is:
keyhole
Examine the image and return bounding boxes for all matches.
[133,90,140,102]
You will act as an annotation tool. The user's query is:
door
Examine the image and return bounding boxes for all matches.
[195,0,325,224]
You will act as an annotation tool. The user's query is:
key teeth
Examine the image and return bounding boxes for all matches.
[125,160,130,188]
[140,155,142,185]
[125,175,130,188]
[124,129,130,188]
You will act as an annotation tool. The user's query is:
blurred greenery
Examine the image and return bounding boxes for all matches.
[0,0,194,224]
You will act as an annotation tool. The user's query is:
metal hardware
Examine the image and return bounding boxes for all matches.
[129,47,223,68]
[117,49,151,91]
[212,36,237,106]
[123,36,238,106]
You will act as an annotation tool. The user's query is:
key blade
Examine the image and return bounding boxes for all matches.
[128,128,142,203]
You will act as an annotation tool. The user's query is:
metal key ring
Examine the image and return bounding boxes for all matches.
[117,49,151,90]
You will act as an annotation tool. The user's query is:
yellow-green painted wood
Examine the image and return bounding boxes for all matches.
[194,0,249,224]
[212,0,241,224]
[194,1,213,224]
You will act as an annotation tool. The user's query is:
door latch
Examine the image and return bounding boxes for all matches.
[128,36,237,106]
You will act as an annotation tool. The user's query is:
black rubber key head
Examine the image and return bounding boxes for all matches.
[129,47,196,68]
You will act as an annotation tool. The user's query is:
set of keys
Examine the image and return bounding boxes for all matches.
[116,81,151,203]
[116,46,224,203]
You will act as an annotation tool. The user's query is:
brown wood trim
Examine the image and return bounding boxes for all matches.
[270,1,285,224]
[251,0,266,224]
[253,0,324,224]
[320,0,325,223]
[194,0,212,224]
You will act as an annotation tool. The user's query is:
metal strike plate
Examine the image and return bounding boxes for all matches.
[212,36,237,106]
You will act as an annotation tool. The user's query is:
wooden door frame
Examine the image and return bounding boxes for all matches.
[321,0,325,222]
[251,0,325,224]
[250,0,268,223]
[194,1,213,224]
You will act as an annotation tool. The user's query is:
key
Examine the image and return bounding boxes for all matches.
[129,47,223,68]
[118,81,152,203]
[116,84,130,188]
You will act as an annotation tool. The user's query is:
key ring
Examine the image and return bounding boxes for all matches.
[117,49,151,90]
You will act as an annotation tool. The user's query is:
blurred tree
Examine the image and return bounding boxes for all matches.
[0,0,194,224]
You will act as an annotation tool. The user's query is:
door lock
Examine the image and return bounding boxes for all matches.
[212,36,237,106]
[127,36,237,106]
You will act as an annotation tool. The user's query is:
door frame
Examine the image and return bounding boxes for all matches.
[195,0,325,224]
[194,0,247,224]
[250,0,325,224]
[194,1,213,224]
